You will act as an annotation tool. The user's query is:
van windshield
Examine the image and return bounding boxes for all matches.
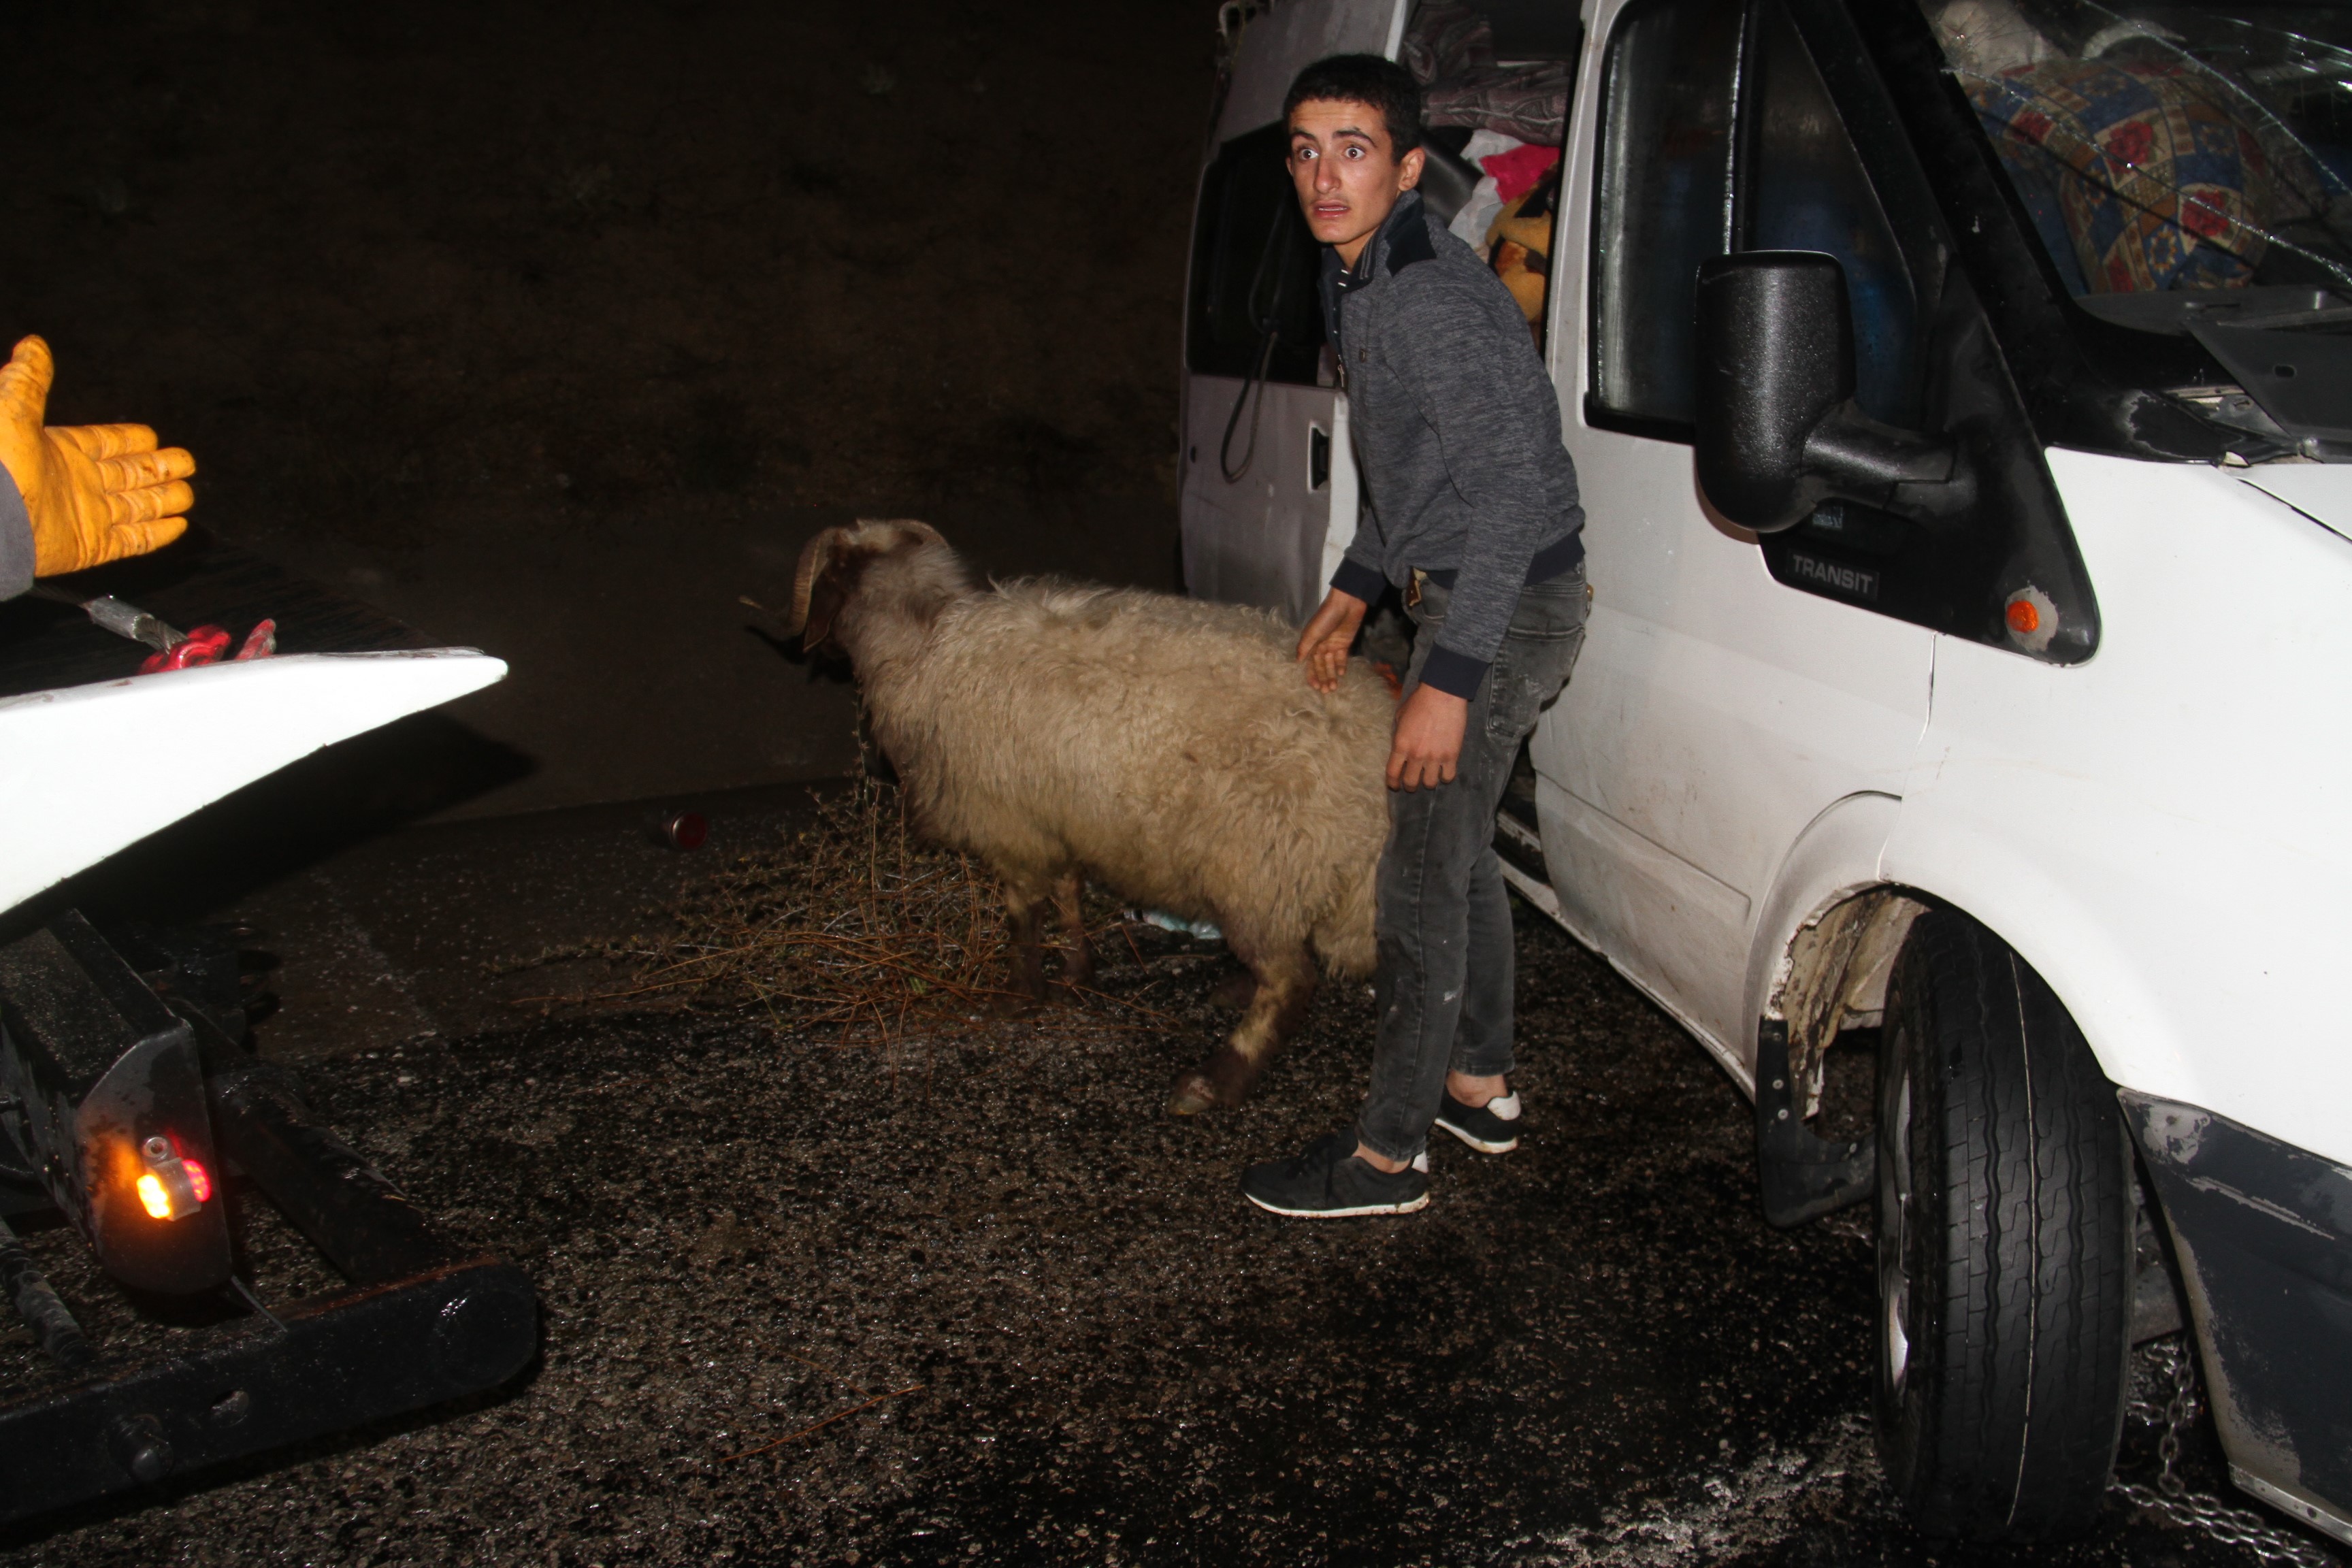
[1925,1,2352,448]
[1927,2,2352,309]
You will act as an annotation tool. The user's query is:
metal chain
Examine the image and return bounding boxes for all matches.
[2110,1337,2342,1567]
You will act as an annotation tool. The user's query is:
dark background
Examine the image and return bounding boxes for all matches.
[0,0,1211,815]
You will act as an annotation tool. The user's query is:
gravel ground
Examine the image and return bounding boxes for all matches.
[0,869,2331,1567]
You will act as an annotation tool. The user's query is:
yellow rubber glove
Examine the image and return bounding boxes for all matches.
[0,336,195,576]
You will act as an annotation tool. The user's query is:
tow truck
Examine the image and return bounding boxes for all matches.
[0,531,535,1524]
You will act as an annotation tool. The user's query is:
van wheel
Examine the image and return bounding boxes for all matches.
[1874,909,2133,1539]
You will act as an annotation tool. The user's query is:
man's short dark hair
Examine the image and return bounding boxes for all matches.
[1282,54,1423,154]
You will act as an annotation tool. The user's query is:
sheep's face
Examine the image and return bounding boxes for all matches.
[789,517,966,656]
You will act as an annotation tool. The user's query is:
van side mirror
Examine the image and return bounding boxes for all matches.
[1693,252,1961,534]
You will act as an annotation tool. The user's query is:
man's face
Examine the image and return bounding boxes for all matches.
[1288,98,1425,262]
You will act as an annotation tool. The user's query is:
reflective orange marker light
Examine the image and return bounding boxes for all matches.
[134,1135,208,1219]
[2006,599,2041,635]
[137,1171,176,1220]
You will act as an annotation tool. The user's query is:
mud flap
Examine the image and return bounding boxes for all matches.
[1754,1019,1875,1226]
[2122,1091,2352,1546]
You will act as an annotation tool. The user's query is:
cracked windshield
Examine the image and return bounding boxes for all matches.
[1929,1,2352,302]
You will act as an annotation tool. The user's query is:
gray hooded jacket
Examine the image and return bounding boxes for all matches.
[1320,188,1584,700]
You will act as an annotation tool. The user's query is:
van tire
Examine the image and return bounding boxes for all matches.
[1873,909,2132,1539]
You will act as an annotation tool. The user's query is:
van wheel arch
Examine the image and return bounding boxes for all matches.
[1764,883,1931,1114]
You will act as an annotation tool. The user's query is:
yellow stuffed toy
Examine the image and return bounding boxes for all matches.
[1486,170,1561,328]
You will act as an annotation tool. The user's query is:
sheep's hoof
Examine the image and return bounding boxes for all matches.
[1169,1050,1258,1114]
[1166,1070,1220,1115]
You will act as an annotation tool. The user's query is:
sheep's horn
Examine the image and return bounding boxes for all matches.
[851,517,945,546]
[788,527,846,635]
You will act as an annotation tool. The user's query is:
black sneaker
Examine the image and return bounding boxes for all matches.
[1433,1089,1523,1154]
[1242,1132,1430,1218]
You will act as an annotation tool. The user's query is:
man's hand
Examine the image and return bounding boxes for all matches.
[0,336,195,577]
[1388,681,1468,791]
[1295,587,1368,693]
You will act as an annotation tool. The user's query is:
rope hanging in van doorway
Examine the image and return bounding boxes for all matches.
[1220,193,1304,484]
[1218,333,1279,483]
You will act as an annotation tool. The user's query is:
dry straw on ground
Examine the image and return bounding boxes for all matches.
[595,782,1169,1044]
[602,781,1011,1036]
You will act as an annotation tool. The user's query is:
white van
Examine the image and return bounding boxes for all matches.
[1184,0,2352,1546]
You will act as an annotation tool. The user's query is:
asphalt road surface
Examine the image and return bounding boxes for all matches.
[0,789,2335,1568]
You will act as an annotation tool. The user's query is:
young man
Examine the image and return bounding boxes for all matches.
[1242,54,1586,1218]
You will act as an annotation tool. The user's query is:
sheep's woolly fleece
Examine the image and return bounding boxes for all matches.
[831,524,1396,977]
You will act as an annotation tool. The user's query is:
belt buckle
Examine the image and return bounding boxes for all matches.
[1405,570,1423,609]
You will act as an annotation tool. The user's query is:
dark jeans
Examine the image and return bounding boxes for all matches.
[1356,567,1588,1164]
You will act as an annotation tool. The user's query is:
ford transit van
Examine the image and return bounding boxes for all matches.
[1184,0,2352,1544]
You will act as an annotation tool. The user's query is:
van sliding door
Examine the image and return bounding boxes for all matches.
[1179,0,1408,623]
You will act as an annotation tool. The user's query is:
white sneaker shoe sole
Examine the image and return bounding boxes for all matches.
[1433,1119,1519,1155]
[1243,1190,1431,1218]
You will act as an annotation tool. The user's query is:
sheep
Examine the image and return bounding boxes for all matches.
[788,518,1393,1113]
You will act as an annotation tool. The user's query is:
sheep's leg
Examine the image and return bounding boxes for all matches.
[1052,870,1093,990]
[1167,941,1316,1114]
[1207,968,1257,1010]
[1001,883,1050,1007]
